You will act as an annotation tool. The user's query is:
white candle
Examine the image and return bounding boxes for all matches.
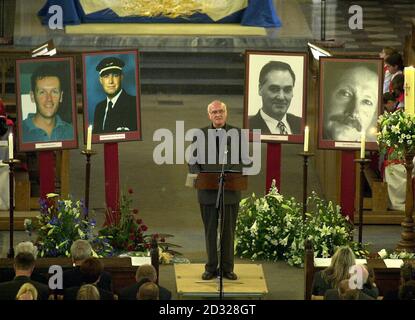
[8,133,13,160]
[404,66,415,115]
[304,126,309,152]
[360,132,365,159]
[87,125,92,151]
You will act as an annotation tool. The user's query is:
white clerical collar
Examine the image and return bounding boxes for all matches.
[106,89,123,108]
[260,109,292,134]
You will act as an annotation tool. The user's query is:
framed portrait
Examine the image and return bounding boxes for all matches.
[318,57,383,150]
[82,49,141,144]
[16,56,78,152]
[244,50,307,143]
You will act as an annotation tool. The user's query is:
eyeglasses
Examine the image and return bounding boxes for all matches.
[209,109,225,115]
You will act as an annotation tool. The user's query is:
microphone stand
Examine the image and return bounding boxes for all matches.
[215,141,228,300]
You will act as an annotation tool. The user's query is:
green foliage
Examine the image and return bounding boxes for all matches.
[99,189,150,253]
[34,197,113,257]
[377,110,415,159]
[235,182,367,267]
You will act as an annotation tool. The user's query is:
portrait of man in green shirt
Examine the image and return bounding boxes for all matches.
[22,64,74,143]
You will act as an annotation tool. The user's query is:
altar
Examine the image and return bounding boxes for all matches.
[38,0,281,28]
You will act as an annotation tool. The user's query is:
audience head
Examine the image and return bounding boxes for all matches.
[391,73,404,96]
[15,241,38,260]
[137,282,159,300]
[136,264,157,283]
[14,252,36,276]
[338,279,359,300]
[379,47,397,60]
[16,283,38,300]
[383,92,396,113]
[324,246,356,288]
[80,257,103,284]
[76,284,100,300]
[70,239,92,264]
[351,264,369,289]
[399,280,415,300]
[385,53,404,74]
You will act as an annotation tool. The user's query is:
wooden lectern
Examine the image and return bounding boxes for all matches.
[195,172,248,191]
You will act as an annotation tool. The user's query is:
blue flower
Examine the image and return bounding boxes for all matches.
[49,216,59,226]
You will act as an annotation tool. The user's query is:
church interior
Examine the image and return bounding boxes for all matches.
[1,0,415,302]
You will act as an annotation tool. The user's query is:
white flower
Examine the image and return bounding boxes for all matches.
[378,249,388,259]
[391,125,400,134]
[267,193,284,203]
[250,221,258,235]
[320,225,332,236]
[280,235,289,246]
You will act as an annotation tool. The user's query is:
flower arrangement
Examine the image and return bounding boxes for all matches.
[378,249,415,259]
[99,189,184,263]
[99,189,150,253]
[377,110,415,160]
[32,196,113,257]
[235,182,368,267]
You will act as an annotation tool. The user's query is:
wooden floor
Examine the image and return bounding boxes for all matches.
[174,263,268,299]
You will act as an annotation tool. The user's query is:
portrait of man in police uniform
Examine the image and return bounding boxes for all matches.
[82,50,141,140]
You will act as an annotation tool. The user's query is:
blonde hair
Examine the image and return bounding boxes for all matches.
[322,246,356,289]
[16,283,38,300]
[136,264,157,282]
[137,282,159,300]
[76,284,100,300]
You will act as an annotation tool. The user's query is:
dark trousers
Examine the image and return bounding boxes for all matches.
[200,203,239,273]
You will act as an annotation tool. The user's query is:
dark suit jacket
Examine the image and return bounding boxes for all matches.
[62,266,112,292]
[63,285,114,300]
[0,268,48,285]
[188,124,248,205]
[93,90,138,134]
[0,275,49,300]
[249,110,302,135]
[119,279,172,300]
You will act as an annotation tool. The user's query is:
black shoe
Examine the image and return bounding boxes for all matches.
[223,272,238,280]
[202,271,217,280]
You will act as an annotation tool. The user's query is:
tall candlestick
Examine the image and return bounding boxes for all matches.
[404,66,415,115]
[304,126,309,152]
[8,133,13,160]
[87,125,92,151]
[360,132,365,159]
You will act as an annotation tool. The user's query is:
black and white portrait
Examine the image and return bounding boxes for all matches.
[244,51,307,143]
[318,57,383,150]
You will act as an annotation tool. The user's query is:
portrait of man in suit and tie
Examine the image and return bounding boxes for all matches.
[83,50,141,142]
[244,52,307,141]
